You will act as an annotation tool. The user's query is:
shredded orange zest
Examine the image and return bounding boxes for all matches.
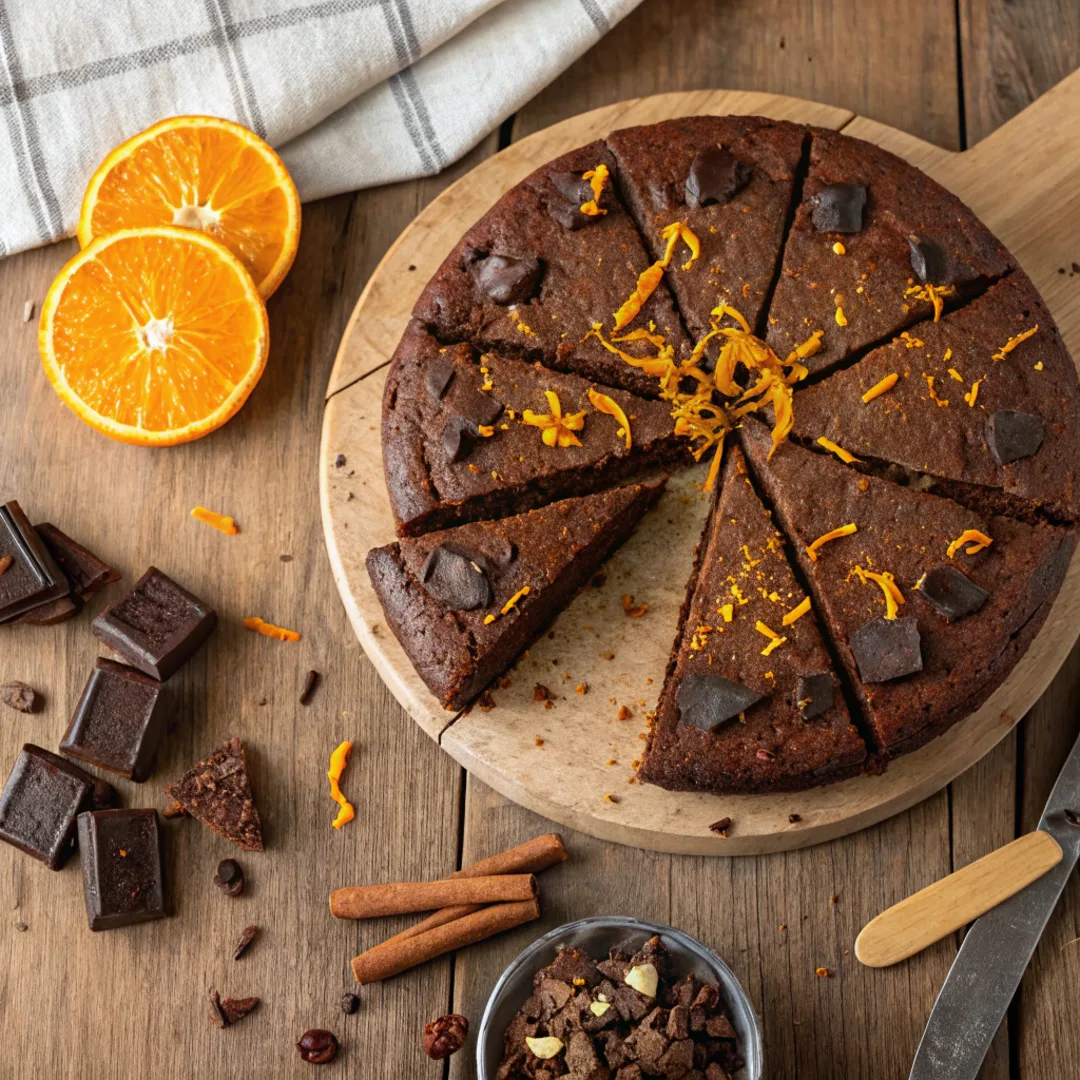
[580,164,609,216]
[501,585,531,615]
[862,373,898,403]
[522,390,587,448]
[328,741,355,829]
[762,636,786,657]
[835,306,848,327]
[816,437,860,464]
[900,332,924,349]
[806,523,857,562]
[946,529,993,559]
[718,603,734,623]
[947,368,964,382]
[832,242,846,255]
[782,596,812,626]
[243,617,300,642]
[964,378,983,407]
[992,326,1038,362]
[924,374,950,407]
[905,282,955,322]
[612,221,699,329]
[853,565,904,620]
[190,506,238,535]
[588,388,632,449]
[754,620,787,655]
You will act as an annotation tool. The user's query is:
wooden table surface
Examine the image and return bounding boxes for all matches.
[1,2,1078,1078]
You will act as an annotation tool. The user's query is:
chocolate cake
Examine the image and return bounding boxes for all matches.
[368,480,666,710]
[639,446,865,792]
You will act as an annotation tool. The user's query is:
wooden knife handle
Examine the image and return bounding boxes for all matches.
[854,830,1063,968]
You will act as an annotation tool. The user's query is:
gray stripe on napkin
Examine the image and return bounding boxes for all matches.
[203,0,255,131]
[578,0,609,31]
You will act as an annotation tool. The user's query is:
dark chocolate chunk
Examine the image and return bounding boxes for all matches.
[91,778,117,811]
[850,616,923,683]
[907,236,953,285]
[442,416,482,463]
[917,566,989,622]
[92,567,216,681]
[548,199,593,231]
[77,808,167,930]
[0,744,95,869]
[810,183,867,233]
[214,858,245,897]
[0,501,69,623]
[424,354,456,401]
[60,658,171,782]
[13,595,80,625]
[35,522,119,598]
[1,680,38,713]
[677,673,765,731]
[685,146,751,208]
[421,545,493,610]
[445,375,504,427]
[471,253,543,305]
[986,409,1045,465]
[550,171,595,205]
[795,673,834,720]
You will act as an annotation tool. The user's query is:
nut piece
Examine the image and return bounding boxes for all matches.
[525,1035,565,1060]
[423,1013,469,1059]
[214,858,245,897]
[297,1029,338,1064]
[589,1001,612,1016]
[624,962,659,998]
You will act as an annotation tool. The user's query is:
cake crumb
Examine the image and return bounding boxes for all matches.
[604,794,618,804]
[815,967,830,978]
[621,594,648,618]
[709,817,732,838]
[575,682,588,695]
[533,684,553,703]
[617,705,633,721]
[534,737,545,747]
[788,813,801,823]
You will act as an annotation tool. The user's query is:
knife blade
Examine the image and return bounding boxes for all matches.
[909,727,1080,1080]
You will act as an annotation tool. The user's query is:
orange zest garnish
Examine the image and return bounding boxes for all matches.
[853,565,904,620]
[501,585,530,615]
[588,388,632,449]
[924,374,950,407]
[327,741,355,829]
[718,603,734,623]
[521,390,587,448]
[755,621,787,656]
[964,378,984,407]
[992,326,1038,362]
[612,221,699,330]
[243,617,301,642]
[816,437,860,464]
[782,596,812,626]
[806,523,857,563]
[905,282,955,322]
[946,529,993,559]
[947,368,964,383]
[190,506,239,535]
[580,164,609,216]
[835,306,848,327]
[862,373,898,404]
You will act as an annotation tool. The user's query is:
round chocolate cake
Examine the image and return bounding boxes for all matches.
[369,115,1079,795]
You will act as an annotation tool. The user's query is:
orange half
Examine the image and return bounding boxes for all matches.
[78,115,301,299]
[40,227,269,446]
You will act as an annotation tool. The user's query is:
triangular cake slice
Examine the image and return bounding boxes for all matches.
[638,446,865,794]
[383,321,687,535]
[607,115,807,339]
[766,130,1012,379]
[790,273,1080,522]
[164,737,263,851]
[367,479,667,710]
[741,418,1075,757]
[412,140,691,398]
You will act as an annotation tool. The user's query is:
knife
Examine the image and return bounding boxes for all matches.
[909,727,1080,1080]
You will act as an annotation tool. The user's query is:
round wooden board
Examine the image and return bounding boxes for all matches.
[321,79,1080,855]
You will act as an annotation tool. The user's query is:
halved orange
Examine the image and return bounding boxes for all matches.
[40,226,269,446]
[77,116,301,299]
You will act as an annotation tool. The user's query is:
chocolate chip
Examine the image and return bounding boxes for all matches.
[685,146,751,208]
[850,616,923,682]
[297,1029,338,1064]
[1,681,38,714]
[442,416,481,463]
[917,566,989,622]
[471,253,544,305]
[233,924,259,960]
[986,409,1045,465]
[810,183,866,233]
[550,171,595,205]
[341,992,360,1015]
[795,673,834,720]
[677,673,765,731]
[446,377,503,427]
[907,236,953,285]
[214,858,245,897]
[421,545,493,610]
[424,354,456,401]
[548,200,593,231]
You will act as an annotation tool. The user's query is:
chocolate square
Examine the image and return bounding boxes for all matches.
[92,567,216,681]
[35,522,119,598]
[850,616,923,683]
[0,744,95,869]
[78,809,167,930]
[0,501,69,623]
[917,566,989,622]
[677,673,766,731]
[60,659,171,782]
[795,672,835,720]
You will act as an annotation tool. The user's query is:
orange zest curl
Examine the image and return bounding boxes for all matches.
[964,377,984,407]
[905,282,955,322]
[862,373,898,403]
[190,506,239,535]
[755,620,787,656]
[328,741,355,829]
[580,164,609,216]
[806,523,857,563]
[588,388,632,449]
[853,565,904,620]
[782,596,812,626]
[992,326,1038,363]
[946,529,993,559]
[816,437,860,464]
[522,390,587,448]
[243,617,300,642]
[924,374,950,408]
[612,221,699,330]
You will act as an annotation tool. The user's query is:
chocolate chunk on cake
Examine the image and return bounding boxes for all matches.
[383,321,686,535]
[607,115,806,339]
[368,480,667,709]
[767,129,1012,378]
[742,418,1074,756]
[790,273,1080,522]
[639,446,865,794]
[413,141,691,398]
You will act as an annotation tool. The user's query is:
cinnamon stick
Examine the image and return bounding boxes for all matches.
[330,874,537,920]
[351,898,540,984]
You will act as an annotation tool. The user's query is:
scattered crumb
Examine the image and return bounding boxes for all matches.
[815,967,830,978]
[601,652,615,661]
[334,453,347,467]
[779,924,787,933]
[788,813,801,824]
[535,737,545,747]
[617,705,633,721]
[279,554,293,563]
[621,594,648,618]
[22,300,34,322]
[830,894,839,905]
[606,759,617,766]
[604,794,618,804]
[14,921,27,932]
[477,691,496,712]
[709,817,732,838]
[533,684,553,703]
[575,682,588,695]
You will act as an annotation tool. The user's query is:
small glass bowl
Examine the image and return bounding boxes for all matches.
[476,915,763,1079]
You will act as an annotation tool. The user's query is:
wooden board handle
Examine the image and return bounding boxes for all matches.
[854,830,1063,968]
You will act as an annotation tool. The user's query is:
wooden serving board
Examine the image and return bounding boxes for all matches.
[321,75,1080,855]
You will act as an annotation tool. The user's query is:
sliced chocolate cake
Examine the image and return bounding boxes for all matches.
[607,115,806,340]
[367,480,667,710]
[741,418,1075,757]
[639,445,865,794]
[789,272,1080,522]
[766,130,1012,379]
[413,141,691,398]
[383,321,686,535]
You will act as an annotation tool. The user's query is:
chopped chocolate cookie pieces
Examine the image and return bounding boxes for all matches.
[78,809,166,930]
[850,616,923,683]
[676,674,764,732]
[917,566,989,622]
[0,501,69,623]
[986,409,1045,466]
[421,545,493,610]
[810,182,866,233]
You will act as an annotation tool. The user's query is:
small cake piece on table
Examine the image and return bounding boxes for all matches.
[60,658,171,782]
[77,808,166,930]
[0,744,96,869]
[0,500,70,623]
[92,566,216,680]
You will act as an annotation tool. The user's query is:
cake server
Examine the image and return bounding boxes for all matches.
[908,726,1080,1080]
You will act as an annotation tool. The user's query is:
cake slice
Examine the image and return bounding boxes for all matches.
[413,140,691,399]
[766,130,1012,379]
[607,115,807,340]
[367,480,667,710]
[638,446,865,794]
[741,418,1075,757]
[383,321,687,535]
[789,273,1080,523]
